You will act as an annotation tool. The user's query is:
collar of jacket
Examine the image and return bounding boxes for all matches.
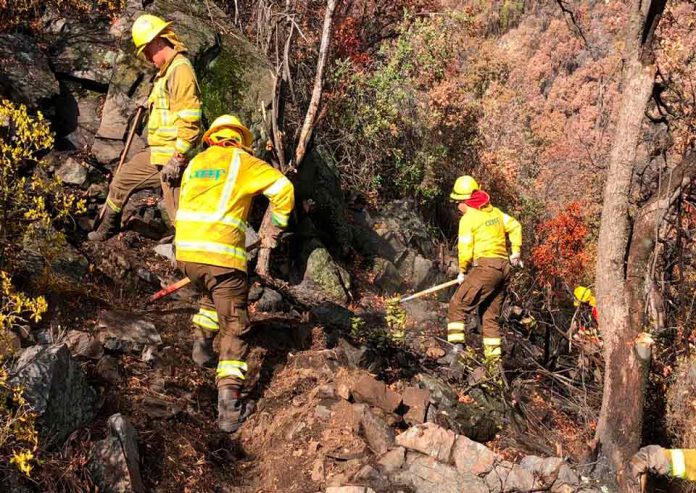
[157,50,186,77]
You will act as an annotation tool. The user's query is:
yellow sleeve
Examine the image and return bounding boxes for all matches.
[458,215,474,272]
[168,61,202,156]
[243,154,295,228]
[502,212,522,255]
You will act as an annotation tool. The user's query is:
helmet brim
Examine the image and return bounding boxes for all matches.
[135,21,173,56]
[450,192,472,201]
[203,124,253,148]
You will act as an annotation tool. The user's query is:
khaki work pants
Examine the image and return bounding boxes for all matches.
[105,149,179,223]
[447,257,511,343]
[179,261,250,389]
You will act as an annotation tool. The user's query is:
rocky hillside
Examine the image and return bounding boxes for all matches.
[3,0,689,492]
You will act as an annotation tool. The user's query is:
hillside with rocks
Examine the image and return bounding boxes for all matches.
[2,0,696,492]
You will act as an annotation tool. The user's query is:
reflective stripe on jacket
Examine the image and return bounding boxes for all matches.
[668,449,696,481]
[147,53,202,165]
[458,205,521,271]
[175,146,295,271]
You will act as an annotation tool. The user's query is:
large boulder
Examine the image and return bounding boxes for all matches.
[48,22,118,87]
[295,148,354,257]
[21,225,89,284]
[392,453,488,493]
[11,344,98,447]
[0,33,59,106]
[89,413,146,493]
[302,243,351,304]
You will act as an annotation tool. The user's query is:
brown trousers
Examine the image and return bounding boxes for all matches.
[448,257,511,340]
[105,149,179,223]
[179,261,250,389]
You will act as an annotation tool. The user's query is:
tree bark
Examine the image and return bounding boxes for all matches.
[292,0,338,169]
[594,1,667,490]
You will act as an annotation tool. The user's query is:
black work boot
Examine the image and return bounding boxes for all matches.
[87,207,121,241]
[192,329,216,368]
[218,387,254,433]
[439,343,464,366]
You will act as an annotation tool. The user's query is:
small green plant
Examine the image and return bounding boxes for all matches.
[385,298,407,343]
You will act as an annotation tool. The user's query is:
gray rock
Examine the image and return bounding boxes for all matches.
[91,137,125,165]
[378,447,406,474]
[89,413,145,493]
[96,355,121,384]
[519,456,579,490]
[395,423,456,463]
[402,299,439,326]
[96,310,161,354]
[352,374,402,413]
[49,23,117,86]
[248,283,264,302]
[153,243,175,261]
[22,225,89,283]
[141,396,183,419]
[359,406,395,455]
[257,287,284,312]
[295,148,353,257]
[402,387,430,426]
[65,330,104,360]
[11,344,98,447]
[392,453,488,493]
[451,435,499,476]
[311,303,355,331]
[411,255,438,291]
[56,157,89,186]
[63,93,102,149]
[0,33,59,106]
[372,257,403,294]
[485,461,538,493]
[304,246,350,304]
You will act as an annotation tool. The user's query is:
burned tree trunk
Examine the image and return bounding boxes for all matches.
[593,1,667,490]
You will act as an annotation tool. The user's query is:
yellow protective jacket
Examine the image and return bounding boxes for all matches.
[458,205,521,271]
[666,449,696,481]
[147,52,202,165]
[175,146,295,272]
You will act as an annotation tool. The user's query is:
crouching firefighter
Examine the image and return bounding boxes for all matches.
[446,175,522,373]
[174,115,294,432]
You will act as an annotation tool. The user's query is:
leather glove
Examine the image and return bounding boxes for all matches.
[457,272,466,284]
[509,252,523,268]
[630,445,671,477]
[161,154,187,187]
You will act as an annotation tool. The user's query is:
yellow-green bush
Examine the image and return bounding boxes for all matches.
[0,99,83,477]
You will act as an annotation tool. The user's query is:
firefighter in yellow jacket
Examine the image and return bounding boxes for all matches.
[446,176,522,370]
[89,14,202,241]
[175,115,294,432]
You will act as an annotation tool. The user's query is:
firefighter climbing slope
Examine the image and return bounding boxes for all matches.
[89,14,202,241]
[446,175,522,373]
[175,115,294,432]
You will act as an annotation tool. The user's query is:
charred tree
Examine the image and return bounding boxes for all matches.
[593,0,667,490]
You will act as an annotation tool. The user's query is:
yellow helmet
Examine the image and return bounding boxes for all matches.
[450,175,479,201]
[132,14,172,56]
[203,115,253,148]
[573,286,596,307]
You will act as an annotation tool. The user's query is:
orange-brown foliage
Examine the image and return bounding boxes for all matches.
[531,201,591,287]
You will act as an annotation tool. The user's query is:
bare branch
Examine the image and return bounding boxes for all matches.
[292,0,338,170]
